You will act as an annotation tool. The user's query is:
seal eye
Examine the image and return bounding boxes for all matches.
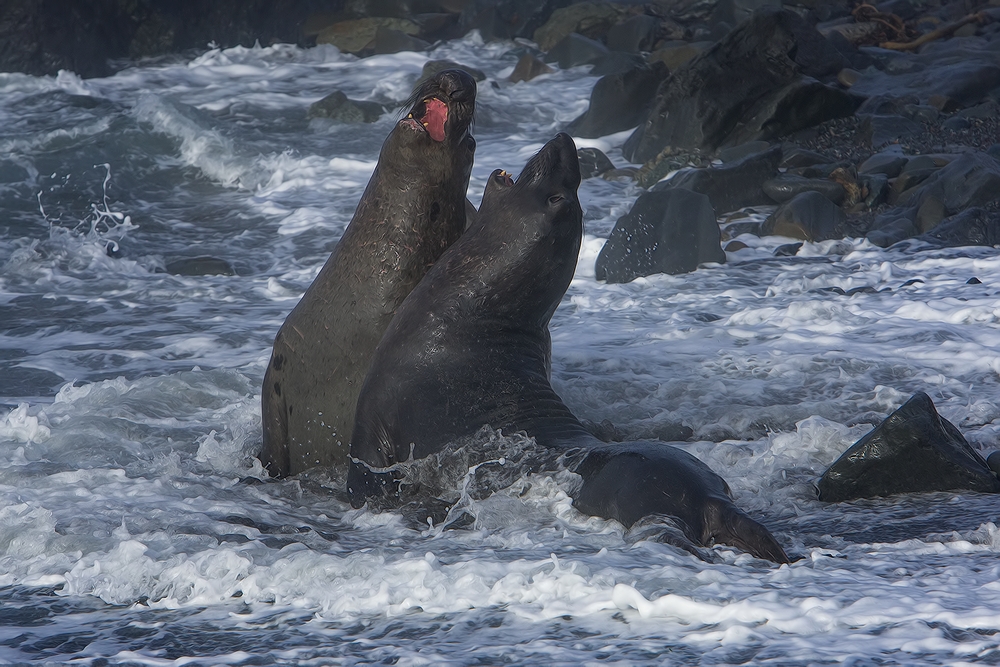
[548,194,564,205]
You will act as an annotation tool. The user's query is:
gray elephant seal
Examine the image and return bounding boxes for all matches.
[260,69,477,477]
[348,133,788,563]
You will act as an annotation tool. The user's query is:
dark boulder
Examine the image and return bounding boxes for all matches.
[779,147,832,169]
[532,2,624,51]
[508,54,554,82]
[308,91,387,123]
[373,27,431,54]
[565,62,668,138]
[763,174,845,204]
[651,145,781,215]
[859,151,908,178]
[623,8,856,162]
[872,151,1000,236]
[458,0,570,42]
[578,147,616,179]
[818,392,1000,502]
[761,190,845,241]
[596,189,724,283]
[915,208,1000,248]
[606,14,660,53]
[545,32,610,69]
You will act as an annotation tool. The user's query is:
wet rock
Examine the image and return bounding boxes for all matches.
[942,116,971,131]
[595,189,725,283]
[373,27,431,54]
[712,0,783,27]
[818,392,1000,502]
[761,190,845,241]
[308,91,387,123]
[545,32,610,69]
[763,174,845,204]
[867,216,919,247]
[651,145,781,215]
[508,54,554,82]
[533,2,624,51]
[578,147,615,179]
[418,60,486,88]
[165,256,237,277]
[903,104,939,123]
[859,151,908,178]
[860,114,922,148]
[316,17,421,54]
[565,62,668,138]
[590,51,647,76]
[623,8,856,162]
[780,147,833,168]
[916,208,1000,248]
[860,172,890,208]
[725,240,749,251]
[773,242,802,256]
[458,0,566,42]
[607,14,660,53]
[891,167,937,203]
[718,141,771,163]
[647,41,711,70]
[907,152,1000,232]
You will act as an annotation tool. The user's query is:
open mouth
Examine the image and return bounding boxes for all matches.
[405,97,449,142]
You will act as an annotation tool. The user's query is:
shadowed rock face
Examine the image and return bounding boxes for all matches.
[818,392,1000,503]
[0,0,346,78]
[622,7,854,163]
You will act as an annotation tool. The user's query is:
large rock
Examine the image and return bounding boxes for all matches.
[915,208,1000,249]
[0,0,345,78]
[870,151,1000,238]
[316,17,421,54]
[623,8,852,162]
[308,91,387,123]
[508,54,554,82]
[760,190,845,241]
[606,14,661,53]
[565,62,668,138]
[458,0,570,42]
[595,189,724,283]
[763,174,845,204]
[818,392,1000,502]
[650,145,781,215]
[532,2,624,51]
[545,32,610,69]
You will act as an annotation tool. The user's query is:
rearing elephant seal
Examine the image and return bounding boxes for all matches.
[349,133,788,563]
[260,69,477,477]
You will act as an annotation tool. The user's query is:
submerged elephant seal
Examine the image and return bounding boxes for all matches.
[260,69,477,477]
[349,133,788,563]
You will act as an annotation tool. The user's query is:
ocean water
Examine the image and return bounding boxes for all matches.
[2,34,1000,666]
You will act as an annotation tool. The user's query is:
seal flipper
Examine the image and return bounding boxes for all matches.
[701,498,790,564]
[572,442,789,563]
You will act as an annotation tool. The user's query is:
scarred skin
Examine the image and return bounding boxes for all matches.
[349,133,789,563]
[259,70,477,477]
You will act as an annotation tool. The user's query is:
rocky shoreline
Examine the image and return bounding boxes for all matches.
[7,0,1000,278]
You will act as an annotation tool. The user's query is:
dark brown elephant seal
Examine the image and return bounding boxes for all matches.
[260,69,477,477]
[348,133,789,563]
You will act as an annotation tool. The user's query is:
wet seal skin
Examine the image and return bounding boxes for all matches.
[349,133,789,563]
[260,69,477,477]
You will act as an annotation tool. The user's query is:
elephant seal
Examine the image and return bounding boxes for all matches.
[349,133,789,563]
[260,69,477,477]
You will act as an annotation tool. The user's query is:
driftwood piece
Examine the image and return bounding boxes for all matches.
[880,11,988,50]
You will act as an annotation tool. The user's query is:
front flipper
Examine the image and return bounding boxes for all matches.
[572,442,789,563]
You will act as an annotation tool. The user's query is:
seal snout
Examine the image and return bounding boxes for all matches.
[518,132,581,190]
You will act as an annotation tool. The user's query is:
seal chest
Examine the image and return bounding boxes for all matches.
[259,69,477,477]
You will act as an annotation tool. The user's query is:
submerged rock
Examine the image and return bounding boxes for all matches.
[165,256,237,277]
[595,189,724,283]
[915,208,1000,248]
[308,91,386,123]
[565,62,667,138]
[818,392,1000,502]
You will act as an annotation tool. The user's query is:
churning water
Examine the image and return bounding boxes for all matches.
[2,34,1000,665]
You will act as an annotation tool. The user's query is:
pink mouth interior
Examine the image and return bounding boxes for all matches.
[421,98,448,142]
